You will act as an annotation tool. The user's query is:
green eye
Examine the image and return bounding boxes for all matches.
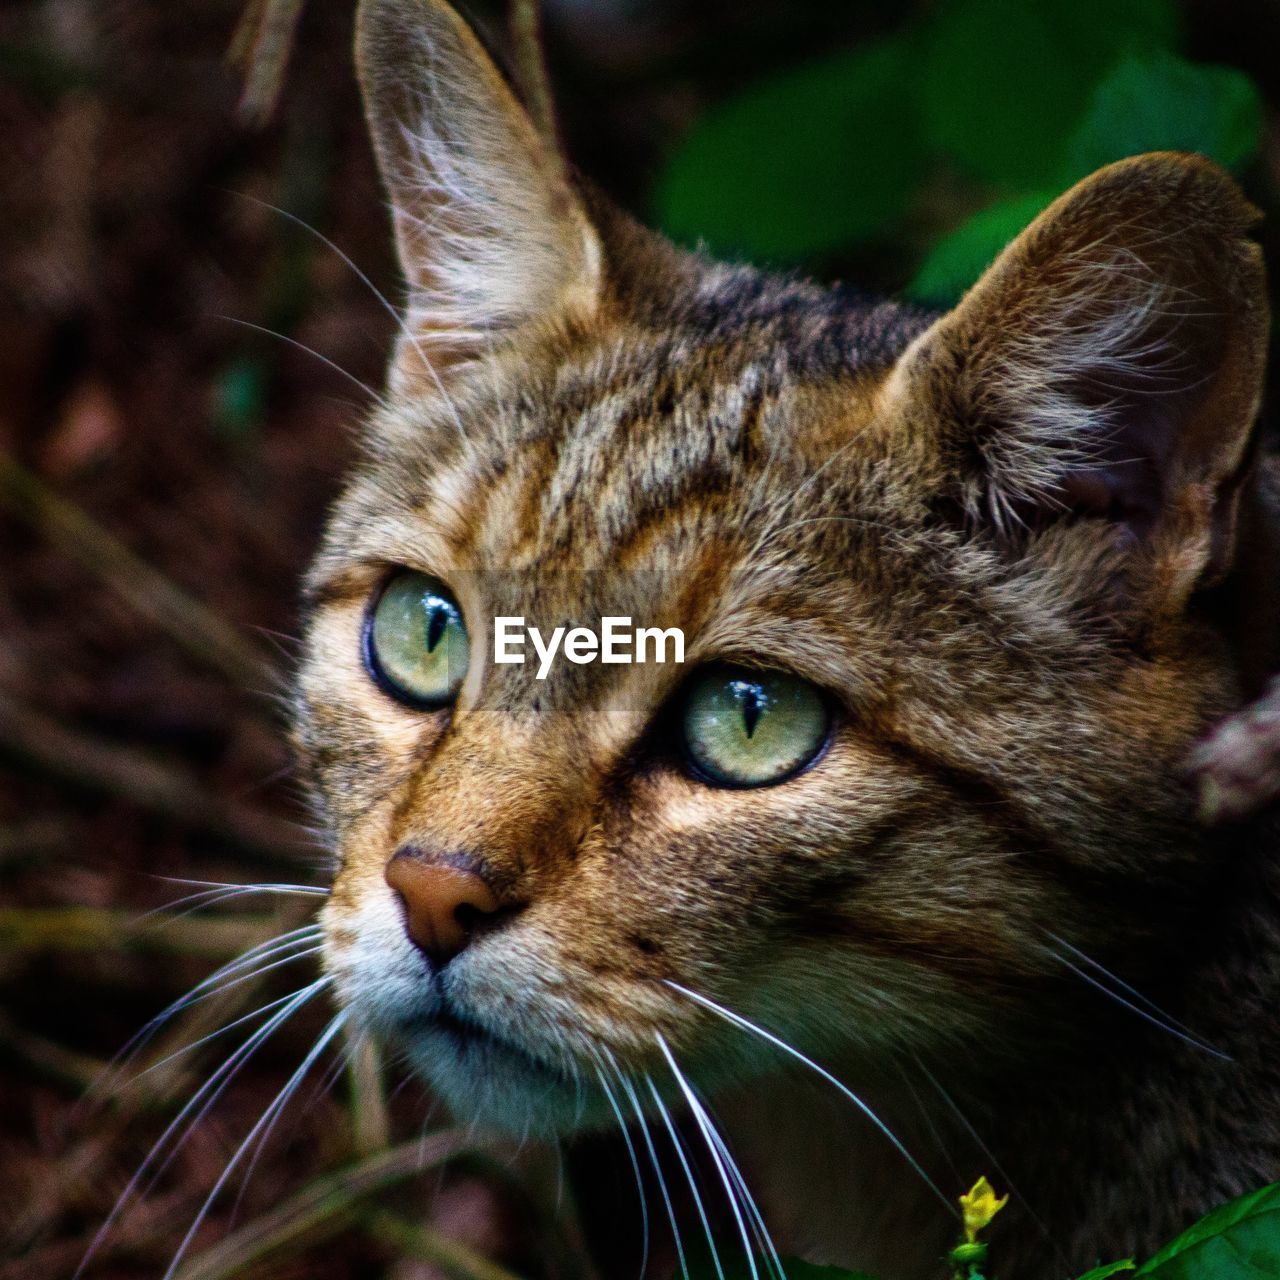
[680,665,830,787]
[365,571,469,708]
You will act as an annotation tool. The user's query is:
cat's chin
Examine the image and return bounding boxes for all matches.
[392,1010,594,1138]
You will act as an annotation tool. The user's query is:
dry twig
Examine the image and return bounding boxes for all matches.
[509,0,561,167]
[171,1134,471,1280]
[0,690,308,858]
[0,453,272,691]
[0,1006,106,1092]
[0,905,278,960]
[0,817,76,869]
[365,1209,524,1280]
[346,1027,390,1157]
[228,0,307,127]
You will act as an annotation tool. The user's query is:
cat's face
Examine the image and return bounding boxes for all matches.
[293,0,1267,1136]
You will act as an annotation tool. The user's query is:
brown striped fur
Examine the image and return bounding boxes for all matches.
[293,2,1280,1275]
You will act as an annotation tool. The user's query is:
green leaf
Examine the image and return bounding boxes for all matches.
[919,0,1180,185]
[1063,52,1263,182]
[1077,1263,1137,1280]
[1136,1183,1280,1279]
[654,38,928,262]
[905,189,1055,306]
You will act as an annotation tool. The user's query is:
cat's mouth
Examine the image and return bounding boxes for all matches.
[397,997,575,1087]
[390,994,601,1135]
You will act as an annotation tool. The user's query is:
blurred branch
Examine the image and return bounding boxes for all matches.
[171,1133,470,1280]
[365,1210,524,1280]
[30,0,103,314]
[0,1007,107,1091]
[0,690,308,859]
[0,453,272,691]
[0,906,279,960]
[5,906,318,1253]
[1,1135,124,1263]
[229,0,306,127]
[130,937,314,1109]
[509,0,560,165]
[0,816,76,870]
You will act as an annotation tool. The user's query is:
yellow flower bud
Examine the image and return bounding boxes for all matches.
[960,1176,1009,1243]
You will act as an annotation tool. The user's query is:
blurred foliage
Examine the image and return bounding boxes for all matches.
[212,355,267,439]
[917,0,1180,186]
[685,1179,1280,1280]
[1064,50,1262,176]
[655,0,1265,306]
[906,189,1055,312]
[652,40,926,262]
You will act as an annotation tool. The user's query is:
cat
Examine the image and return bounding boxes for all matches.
[292,1,1280,1276]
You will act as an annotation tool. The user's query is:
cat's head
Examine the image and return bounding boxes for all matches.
[295,0,1269,1135]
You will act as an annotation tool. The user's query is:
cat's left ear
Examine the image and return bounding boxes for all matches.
[888,152,1268,618]
[356,0,601,373]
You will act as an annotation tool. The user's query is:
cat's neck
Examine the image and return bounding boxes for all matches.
[718,818,1280,1280]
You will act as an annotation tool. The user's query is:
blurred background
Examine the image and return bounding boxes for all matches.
[1,0,1278,1276]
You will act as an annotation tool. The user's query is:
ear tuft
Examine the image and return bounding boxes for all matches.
[893,153,1268,611]
[356,0,601,371]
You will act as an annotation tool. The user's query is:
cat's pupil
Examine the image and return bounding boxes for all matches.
[739,683,762,738]
[424,600,448,653]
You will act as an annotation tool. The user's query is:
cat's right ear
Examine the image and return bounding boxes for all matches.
[356,0,602,376]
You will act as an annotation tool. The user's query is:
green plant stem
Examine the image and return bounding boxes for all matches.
[0,1007,107,1091]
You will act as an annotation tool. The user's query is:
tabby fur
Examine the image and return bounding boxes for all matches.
[293,3,1280,1275]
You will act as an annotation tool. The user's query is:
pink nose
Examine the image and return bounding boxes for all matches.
[384,851,500,964]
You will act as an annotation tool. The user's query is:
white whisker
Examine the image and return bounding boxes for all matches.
[75,977,330,1278]
[151,875,327,896]
[126,955,326,1085]
[656,1035,758,1280]
[588,1048,651,1279]
[645,1073,726,1280]
[1044,947,1230,1061]
[610,1057,691,1280]
[228,190,471,448]
[136,882,327,926]
[665,980,956,1217]
[702,1118,785,1280]
[659,1039,786,1280]
[132,981,330,1195]
[161,1007,349,1278]
[87,926,325,1103]
[1045,932,1214,1043]
[912,1055,1065,1265]
[216,316,392,412]
[228,1013,352,1226]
